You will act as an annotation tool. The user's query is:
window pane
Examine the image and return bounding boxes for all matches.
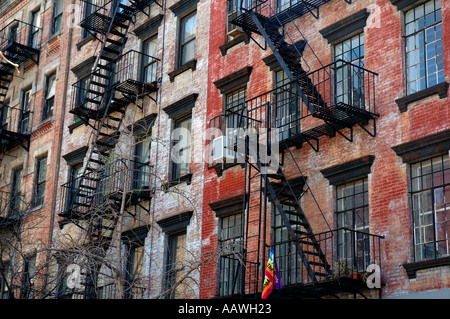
[411,154,450,261]
[182,14,197,42]
[405,0,443,93]
[181,40,195,65]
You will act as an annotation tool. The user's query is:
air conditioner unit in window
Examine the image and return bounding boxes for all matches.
[212,135,235,162]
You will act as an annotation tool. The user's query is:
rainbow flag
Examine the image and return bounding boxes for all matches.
[262,247,282,299]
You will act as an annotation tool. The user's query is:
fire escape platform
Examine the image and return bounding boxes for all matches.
[2,41,39,64]
[268,276,368,299]
[114,79,158,97]
[232,0,331,34]
[280,103,378,151]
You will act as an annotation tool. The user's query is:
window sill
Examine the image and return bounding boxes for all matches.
[219,33,250,56]
[168,59,197,82]
[76,34,95,50]
[32,116,54,133]
[395,82,449,113]
[210,161,243,177]
[165,173,193,189]
[403,256,450,279]
[30,203,44,213]
[68,119,86,134]
[48,31,62,43]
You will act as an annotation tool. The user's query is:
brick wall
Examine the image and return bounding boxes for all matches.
[200,0,450,299]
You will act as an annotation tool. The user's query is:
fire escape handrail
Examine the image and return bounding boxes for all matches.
[0,19,42,49]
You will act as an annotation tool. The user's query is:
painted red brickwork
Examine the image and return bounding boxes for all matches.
[200,0,450,299]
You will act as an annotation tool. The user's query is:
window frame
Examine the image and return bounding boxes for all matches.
[29,8,40,48]
[124,241,145,299]
[218,212,244,297]
[19,89,32,134]
[164,230,187,299]
[51,0,64,36]
[142,35,158,84]
[22,254,36,299]
[178,11,197,67]
[34,156,47,207]
[404,0,444,95]
[43,72,56,120]
[410,153,450,262]
[9,167,22,216]
[0,262,11,299]
[335,177,370,272]
[170,114,192,181]
[273,69,302,141]
[82,0,98,39]
[333,32,366,109]
[133,134,151,190]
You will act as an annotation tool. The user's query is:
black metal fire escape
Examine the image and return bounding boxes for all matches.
[0,20,41,155]
[58,0,161,298]
[225,0,383,298]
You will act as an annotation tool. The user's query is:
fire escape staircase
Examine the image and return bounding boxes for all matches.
[232,0,379,151]
[60,0,160,241]
[0,20,41,154]
[227,1,382,298]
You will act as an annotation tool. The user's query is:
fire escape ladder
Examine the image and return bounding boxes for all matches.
[244,135,332,285]
[61,1,158,236]
[259,18,326,115]
[0,20,41,154]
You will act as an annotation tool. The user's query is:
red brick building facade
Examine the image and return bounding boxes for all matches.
[200,0,450,299]
[0,0,448,300]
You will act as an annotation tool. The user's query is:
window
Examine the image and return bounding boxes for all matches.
[277,0,300,13]
[82,0,98,39]
[273,204,303,285]
[1,103,8,131]
[9,168,22,216]
[52,0,63,35]
[274,69,301,141]
[219,213,243,296]
[410,154,450,261]
[165,231,187,299]
[0,263,11,299]
[22,255,36,299]
[67,163,82,209]
[35,156,47,207]
[405,0,443,95]
[43,73,56,120]
[142,36,158,83]
[336,178,370,271]
[334,32,365,108]
[224,87,246,130]
[133,135,151,190]
[19,89,32,134]
[9,24,18,43]
[226,0,243,40]
[76,75,89,110]
[171,116,192,181]
[29,9,40,48]
[125,242,145,299]
[179,12,197,66]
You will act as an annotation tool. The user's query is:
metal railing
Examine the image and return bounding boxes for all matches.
[217,228,383,296]
[224,60,378,141]
[218,254,259,297]
[0,106,32,137]
[0,19,41,53]
[70,50,160,115]
[0,190,24,221]
[60,159,154,216]
[96,282,148,299]
[271,227,384,287]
